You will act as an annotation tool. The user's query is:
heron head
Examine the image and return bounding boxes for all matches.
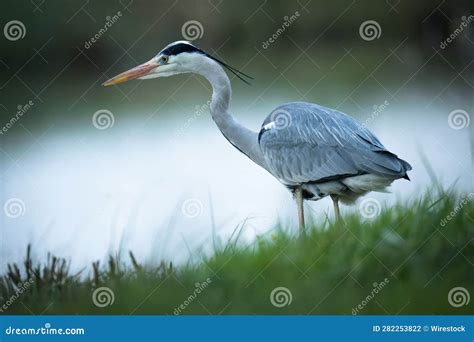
[102,40,252,86]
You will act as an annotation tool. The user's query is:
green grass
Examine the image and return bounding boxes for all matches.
[1,189,473,315]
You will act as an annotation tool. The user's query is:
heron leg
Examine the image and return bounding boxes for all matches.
[331,195,342,223]
[295,188,305,235]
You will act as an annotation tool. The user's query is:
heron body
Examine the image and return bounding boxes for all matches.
[103,41,412,231]
[259,101,411,203]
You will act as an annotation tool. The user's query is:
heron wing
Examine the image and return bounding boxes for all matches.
[258,102,411,186]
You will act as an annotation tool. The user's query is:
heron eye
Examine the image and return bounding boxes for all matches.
[159,56,169,64]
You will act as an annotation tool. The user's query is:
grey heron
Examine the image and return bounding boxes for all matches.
[103,41,412,233]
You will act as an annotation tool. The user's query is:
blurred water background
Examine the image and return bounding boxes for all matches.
[0,0,472,269]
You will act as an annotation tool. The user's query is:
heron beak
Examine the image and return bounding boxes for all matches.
[102,59,159,86]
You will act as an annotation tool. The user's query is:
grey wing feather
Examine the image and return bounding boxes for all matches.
[258,102,411,186]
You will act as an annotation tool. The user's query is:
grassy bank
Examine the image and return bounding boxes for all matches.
[1,190,473,315]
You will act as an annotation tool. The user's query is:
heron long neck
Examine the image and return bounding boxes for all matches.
[197,60,268,171]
